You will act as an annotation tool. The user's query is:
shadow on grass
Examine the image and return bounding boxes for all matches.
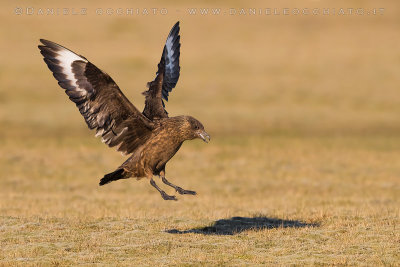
[166,216,319,236]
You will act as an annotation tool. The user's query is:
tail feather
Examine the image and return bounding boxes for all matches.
[99,168,126,186]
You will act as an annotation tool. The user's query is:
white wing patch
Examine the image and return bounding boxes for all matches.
[165,35,175,69]
[55,48,88,89]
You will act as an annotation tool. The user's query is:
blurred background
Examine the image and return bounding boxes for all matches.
[0,0,399,264]
[2,0,400,139]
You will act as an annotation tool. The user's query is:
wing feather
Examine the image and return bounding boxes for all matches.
[142,21,181,120]
[38,39,154,155]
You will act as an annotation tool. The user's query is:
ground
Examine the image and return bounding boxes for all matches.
[0,0,400,265]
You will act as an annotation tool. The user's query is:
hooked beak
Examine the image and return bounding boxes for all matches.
[198,130,211,143]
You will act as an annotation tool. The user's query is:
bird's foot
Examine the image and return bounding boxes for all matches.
[161,192,177,201]
[176,187,197,195]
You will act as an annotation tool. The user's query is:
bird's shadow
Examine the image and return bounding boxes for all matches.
[166,216,319,236]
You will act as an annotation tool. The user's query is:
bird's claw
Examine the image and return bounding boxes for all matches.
[176,187,197,195]
[161,192,177,201]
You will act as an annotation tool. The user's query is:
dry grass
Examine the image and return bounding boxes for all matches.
[1,0,400,265]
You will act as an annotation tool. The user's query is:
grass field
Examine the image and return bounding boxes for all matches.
[1,0,400,265]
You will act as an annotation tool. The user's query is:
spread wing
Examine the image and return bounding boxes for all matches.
[38,39,154,155]
[142,21,181,120]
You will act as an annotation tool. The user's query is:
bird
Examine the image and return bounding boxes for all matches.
[38,21,210,200]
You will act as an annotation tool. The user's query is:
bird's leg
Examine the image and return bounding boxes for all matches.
[161,176,197,195]
[150,178,177,201]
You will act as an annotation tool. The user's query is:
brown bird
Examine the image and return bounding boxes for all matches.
[38,21,210,200]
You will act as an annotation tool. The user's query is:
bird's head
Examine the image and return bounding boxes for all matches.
[183,116,210,143]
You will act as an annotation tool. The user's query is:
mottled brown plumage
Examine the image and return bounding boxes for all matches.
[38,22,209,200]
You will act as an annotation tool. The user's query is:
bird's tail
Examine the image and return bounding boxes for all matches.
[99,168,129,186]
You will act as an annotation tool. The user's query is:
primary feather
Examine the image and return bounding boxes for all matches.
[38,39,154,155]
[142,21,181,120]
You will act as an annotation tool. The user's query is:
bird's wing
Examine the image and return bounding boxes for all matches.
[142,21,181,120]
[38,39,154,155]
